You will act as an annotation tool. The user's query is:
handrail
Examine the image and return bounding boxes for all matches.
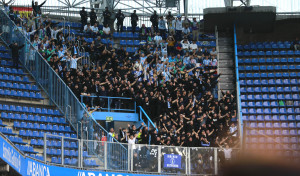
[233,24,243,147]
[0,9,125,148]
[138,106,158,132]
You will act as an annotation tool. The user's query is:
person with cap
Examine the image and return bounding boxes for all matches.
[32,0,47,16]
[116,9,125,32]
[80,7,88,32]
[150,10,159,33]
[90,8,97,26]
[103,7,111,27]
[131,10,139,34]
[9,42,24,69]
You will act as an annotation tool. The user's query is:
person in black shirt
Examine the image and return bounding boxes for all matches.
[80,7,88,32]
[131,10,138,34]
[115,10,125,32]
[90,8,97,26]
[9,42,24,69]
[103,7,111,27]
[150,11,158,33]
[32,0,47,16]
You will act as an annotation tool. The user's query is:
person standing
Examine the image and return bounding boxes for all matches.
[115,10,125,32]
[80,7,88,32]
[131,10,139,34]
[32,0,47,16]
[102,7,111,27]
[191,18,199,41]
[90,8,97,26]
[175,15,183,41]
[158,16,166,40]
[150,10,159,33]
[9,42,24,69]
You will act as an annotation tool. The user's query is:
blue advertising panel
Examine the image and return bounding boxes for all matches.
[163,154,181,169]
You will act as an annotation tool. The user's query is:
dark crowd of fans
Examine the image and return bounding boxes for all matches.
[3,1,238,148]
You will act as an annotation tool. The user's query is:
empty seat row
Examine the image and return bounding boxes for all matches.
[241,94,300,101]
[28,154,44,161]
[247,129,300,136]
[240,86,299,93]
[113,32,140,38]
[84,159,98,167]
[240,79,299,86]
[0,104,62,116]
[245,136,299,144]
[239,65,300,71]
[7,135,26,144]
[241,101,299,108]
[0,67,24,75]
[46,148,78,156]
[0,89,43,99]
[13,122,71,132]
[242,108,300,115]
[14,144,37,153]
[240,72,300,79]
[0,127,15,135]
[120,40,143,46]
[1,113,66,124]
[246,121,300,128]
[19,130,76,138]
[238,57,300,64]
[238,43,291,50]
[243,115,300,121]
[0,82,39,91]
[51,157,79,165]
[238,50,300,57]
[0,74,29,82]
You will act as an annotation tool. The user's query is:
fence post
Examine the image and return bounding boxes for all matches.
[80,139,83,168]
[104,142,107,170]
[130,144,133,171]
[61,136,64,165]
[185,147,188,175]
[43,133,47,162]
[127,144,131,171]
[188,147,191,175]
[214,148,218,175]
[158,145,161,173]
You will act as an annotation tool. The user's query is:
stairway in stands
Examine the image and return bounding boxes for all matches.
[0,44,98,167]
[217,33,236,98]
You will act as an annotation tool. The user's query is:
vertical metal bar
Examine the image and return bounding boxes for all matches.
[43,133,47,162]
[214,148,218,175]
[130,144,133,172]
[127,144,130,171]
[185,147,188,175]
[188,147,191,175]
[108,98,110,112]
[61,136,64,165]
[158,145,161,173]
[104,142,107,170]
[134,101,136,113]
[79,139,83,168]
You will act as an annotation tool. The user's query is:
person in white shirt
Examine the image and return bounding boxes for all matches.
[70,54,83,71]
[91,23,99,37]
[175,16,183,40]
[210,47,218,57]
[168,17,176,36]
[181,39,190,54]
[128,134,137,145]
[182,25,191,39]
[83,23,93,34]
[50,26,63,40]
[153,33,162,46]
[102,24,111,38]
[229,123,237,137]
[189,40,198,51]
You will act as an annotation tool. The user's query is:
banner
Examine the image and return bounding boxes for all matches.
[163,154,181,169]
[12,6,33,17]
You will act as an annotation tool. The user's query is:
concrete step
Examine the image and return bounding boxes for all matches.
[219,60,234,67]
[219,68,234,75]
[219,83,235,90]
[219,53,234,59]
[218,46,234,53]
[219,74,235,83]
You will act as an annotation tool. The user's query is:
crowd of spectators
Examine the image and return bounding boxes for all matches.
[3,3,238,148]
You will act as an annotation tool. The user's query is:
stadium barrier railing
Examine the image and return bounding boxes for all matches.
[42,134,240,175]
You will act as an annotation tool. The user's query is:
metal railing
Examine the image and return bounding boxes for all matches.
[0,9,125,149]
[233,24,243,146]
[42,134,240,175]
[80,95,136,113]
[138,106,158,132]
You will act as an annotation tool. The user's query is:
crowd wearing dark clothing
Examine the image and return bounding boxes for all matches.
[5,7,238,148]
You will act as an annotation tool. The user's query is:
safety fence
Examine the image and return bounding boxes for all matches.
[42,134,240,175]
